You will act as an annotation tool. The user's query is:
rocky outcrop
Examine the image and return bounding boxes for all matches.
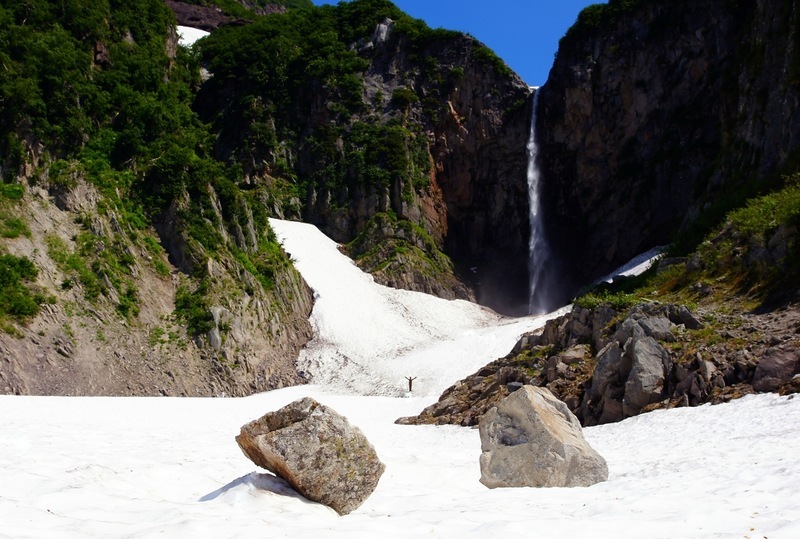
[538,0,800,289]
[588,317,674,422]
[752,347,800,392]
[398,298,800,428]
[345,212,474,300]
[479,386,608,489]
[0,169,313,397]
[236,397,385,515]
[165,1,254,31]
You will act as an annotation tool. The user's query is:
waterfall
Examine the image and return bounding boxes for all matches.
[527,89,553,314]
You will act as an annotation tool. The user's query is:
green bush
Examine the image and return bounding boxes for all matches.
[391,87,419,109]
[175,282,215,336]
[561,0,645,45]
[574,289,637,311]
[0,183,24,200]
[472,44,511,77]
[0,216,29,238]
[0,254,43,330]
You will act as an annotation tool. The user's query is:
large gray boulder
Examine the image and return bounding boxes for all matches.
[582,315,673,424]
[587,341,629,424]
[236,397,385,515]
[479,386,608,488]
[753,347,800,392]
[622,335,672,416]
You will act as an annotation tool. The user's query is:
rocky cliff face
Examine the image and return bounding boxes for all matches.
[166,0,287,30]
[538,0,800,289]
[196,13,533,314]
[0,1,315,396]
[0,172,313,397]
[421,39,532,313]
[362,28,533,313]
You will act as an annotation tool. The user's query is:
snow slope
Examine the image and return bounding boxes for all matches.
[269,218,564,397]
[1,219,799,538]
[176,26,209,47]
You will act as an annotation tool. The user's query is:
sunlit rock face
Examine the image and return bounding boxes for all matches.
[479,385,608,488]
[537,0,800,289]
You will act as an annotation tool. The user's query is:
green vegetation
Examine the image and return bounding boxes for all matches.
[47,235,103,300]
[175,281,215,335]
[347,211,457,285]
[0,183,29,239]
[472,44,511,77]
[561,0,645,45]
[575,173,800,310]
[196,0,458,204]
[0,183,24,200]
[0,254,48,333]
[0,181,28,238]
[690,175,800,300]
[574,289,637,311]
[0,0,307,333]
[391,87,419,109]
[0,0,522,338]
[0,215,28,239]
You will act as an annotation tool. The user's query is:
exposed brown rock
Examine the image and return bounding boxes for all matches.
[164,0,254,31]
[236,397,385,515]
[0,170,313,397]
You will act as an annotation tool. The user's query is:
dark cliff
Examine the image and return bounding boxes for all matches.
[194,3,533,314]
[538,0,800,290]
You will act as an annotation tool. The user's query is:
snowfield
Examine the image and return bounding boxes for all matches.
[269,218,565,398]
[1,219,799,538]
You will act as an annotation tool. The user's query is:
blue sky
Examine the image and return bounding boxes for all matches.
[310,0,604,86]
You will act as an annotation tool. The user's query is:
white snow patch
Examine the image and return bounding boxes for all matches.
[270,218,563,397]
[1,391,798,537]
[177,26,210,47]
[597,245,667,284]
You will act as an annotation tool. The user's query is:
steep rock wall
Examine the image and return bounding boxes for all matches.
[362,31,532,313]
[538,0,800,289]
[1,174,313,397]
[196,16,533,314]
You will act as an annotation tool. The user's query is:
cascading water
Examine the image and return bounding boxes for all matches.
[526,89,553,314]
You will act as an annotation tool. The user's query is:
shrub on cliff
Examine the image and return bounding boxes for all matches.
[0,254,46,333]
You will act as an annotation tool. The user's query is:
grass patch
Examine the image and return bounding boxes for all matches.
[574,289,637,311]
[1,215,29,238]
[577,174,800,310]
[0,182,30,238]
[47,235,103,300]
[0,183,24,200]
